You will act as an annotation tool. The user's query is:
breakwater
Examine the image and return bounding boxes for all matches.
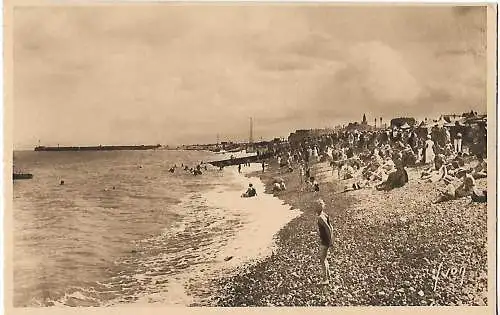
[34,145,161,152]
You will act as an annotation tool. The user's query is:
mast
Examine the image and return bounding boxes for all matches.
[249,117,254,144]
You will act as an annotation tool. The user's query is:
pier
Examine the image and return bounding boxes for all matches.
[208,152,272,168]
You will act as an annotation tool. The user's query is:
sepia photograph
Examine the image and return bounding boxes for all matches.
[4,2,497,313]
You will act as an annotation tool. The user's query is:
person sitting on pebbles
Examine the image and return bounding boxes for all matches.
[338,162,355,180]
[451,152,466,169]
[241,183,257,198]
[381,156,395,173]
[433,168,476,203]
[310,176,320,192]
[455,168,477,198]
[347,181,366,191]
[421,154,449,183]
[376,152,408,191]
[401,144,417,166]
[272,178,287,192]
[361,155,382,180]
[471,154,487,179]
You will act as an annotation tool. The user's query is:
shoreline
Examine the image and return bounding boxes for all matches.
[189,160,354,306]
[184,164,303,306]
[121,163,302,307]
[197,160,488,306]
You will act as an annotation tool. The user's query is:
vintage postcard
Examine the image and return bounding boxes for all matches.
[3,2,497,315]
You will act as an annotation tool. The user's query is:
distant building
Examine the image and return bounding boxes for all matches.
[288,128,334,144]
[345,122,373,132]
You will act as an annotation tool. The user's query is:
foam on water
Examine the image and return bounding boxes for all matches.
[14,151,302,307]
[122,164,302,306]
[207,164,302,268]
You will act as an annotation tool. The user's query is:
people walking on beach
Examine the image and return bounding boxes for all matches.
[313,146,319,162]
[424,135,435,164]
[316,199,333,285]
[454,132,463,153]
[299,164,305,184]
[445,128,451,144]
[238,164,242,173]
[262,161,265,173]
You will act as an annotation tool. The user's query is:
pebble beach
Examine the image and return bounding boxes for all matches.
[191,160,488,307]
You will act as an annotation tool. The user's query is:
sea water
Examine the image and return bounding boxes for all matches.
[12,150,300,307]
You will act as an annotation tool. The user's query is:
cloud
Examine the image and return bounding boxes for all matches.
[283,32,340,61]
[299,41,423,120]
[346,41,422,105]
[12,5,488,148]
[257,55,315,72]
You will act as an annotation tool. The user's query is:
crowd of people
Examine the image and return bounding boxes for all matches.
[166,119,487,208]
[259,121,488,285]
[267,122,487,203]
[166,117,488,286]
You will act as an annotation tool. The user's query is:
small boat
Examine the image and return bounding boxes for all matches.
[13,173,33,180]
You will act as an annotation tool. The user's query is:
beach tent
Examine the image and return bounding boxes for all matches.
[417,121,430,129]
[466,117,486,125]
[415,121,431,138]
[434,116,447,128]
[400,122,411,129]
[443,115,467,126]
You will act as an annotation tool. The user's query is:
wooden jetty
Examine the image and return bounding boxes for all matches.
[13,173,33,180]
[208,152,273,168]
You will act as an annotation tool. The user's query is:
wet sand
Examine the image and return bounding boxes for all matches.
[183,164,302,306]
[119,163,302,306]
[196,160,488,306]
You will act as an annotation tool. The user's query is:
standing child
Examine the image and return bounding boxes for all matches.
[316,199,334,285]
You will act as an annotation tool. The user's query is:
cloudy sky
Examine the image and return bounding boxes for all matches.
[12,5,487,148]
